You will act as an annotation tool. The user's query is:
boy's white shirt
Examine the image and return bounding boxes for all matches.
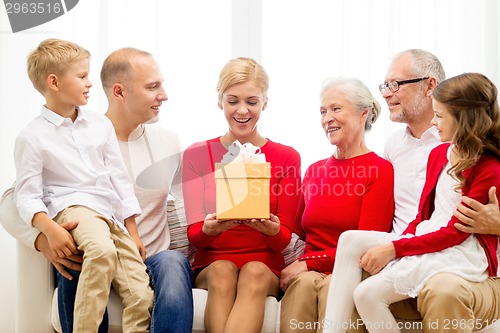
[2,121,183,257]
[13,106,140,230]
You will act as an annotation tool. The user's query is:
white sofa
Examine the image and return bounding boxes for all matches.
[49,287,281,333]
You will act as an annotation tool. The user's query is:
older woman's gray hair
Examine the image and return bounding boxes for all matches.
[320,77,381,130]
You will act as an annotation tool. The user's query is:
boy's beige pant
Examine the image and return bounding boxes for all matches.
[55,205,153,333]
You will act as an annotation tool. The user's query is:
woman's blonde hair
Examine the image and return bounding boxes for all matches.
[432,72,500,189]
[27,38,90,94]
[216,57,269,101]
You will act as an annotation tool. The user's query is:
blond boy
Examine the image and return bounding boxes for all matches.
[14,38,153,333]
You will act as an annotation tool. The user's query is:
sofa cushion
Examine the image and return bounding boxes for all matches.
[282,232,305,266]
[167,198,196,262]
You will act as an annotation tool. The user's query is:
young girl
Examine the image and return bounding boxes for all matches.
[323,72,500,333]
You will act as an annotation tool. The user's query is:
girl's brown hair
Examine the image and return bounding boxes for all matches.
[432,72,500,189]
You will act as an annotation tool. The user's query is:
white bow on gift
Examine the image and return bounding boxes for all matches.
[220,140,267,163]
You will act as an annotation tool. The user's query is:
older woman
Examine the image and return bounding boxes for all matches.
[182,57,301,333]
[279,77,395,333]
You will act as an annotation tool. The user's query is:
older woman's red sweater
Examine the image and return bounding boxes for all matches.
[295,152,395,274]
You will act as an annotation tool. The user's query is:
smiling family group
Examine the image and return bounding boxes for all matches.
[1,38,499,333]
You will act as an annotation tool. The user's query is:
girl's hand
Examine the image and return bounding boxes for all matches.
[359,242,395,275]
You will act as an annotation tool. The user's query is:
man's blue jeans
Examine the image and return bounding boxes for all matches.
[57,250,193,333]
[146,250,193,333]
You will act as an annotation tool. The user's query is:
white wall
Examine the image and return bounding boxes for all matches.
[1,0,499,331]
[0,13,48,331]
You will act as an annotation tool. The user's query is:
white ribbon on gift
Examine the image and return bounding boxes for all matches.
[220,140,267,163]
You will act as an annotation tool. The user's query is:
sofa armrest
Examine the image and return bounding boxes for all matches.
[16,241,55,333]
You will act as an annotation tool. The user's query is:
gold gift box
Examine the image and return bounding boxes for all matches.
[214,162,271,220]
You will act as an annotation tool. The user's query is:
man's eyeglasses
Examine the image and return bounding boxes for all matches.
[379,77,429,94]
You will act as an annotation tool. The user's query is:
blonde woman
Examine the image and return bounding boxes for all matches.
[182,57,301,333]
